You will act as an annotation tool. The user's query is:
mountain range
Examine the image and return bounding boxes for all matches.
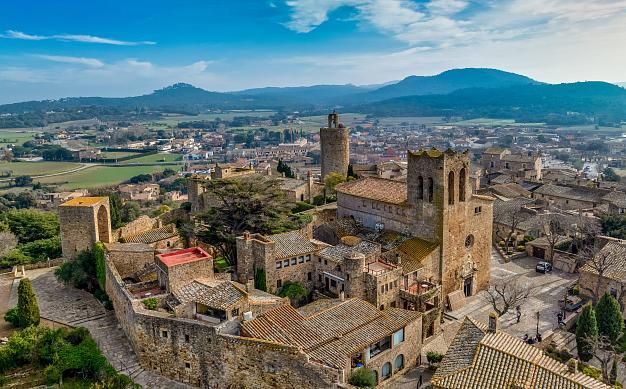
[1,68,625,127]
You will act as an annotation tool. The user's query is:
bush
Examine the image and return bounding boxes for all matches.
[278,281,307,304]
[348,367,376,388]
[578,362,602,380]
[426,351,444,365]
[3,307,18,327]
[16,278,39,328]
[142,297,158,310]
[93,242,106,291]
[292,201,315,214]
[18,237,62,261]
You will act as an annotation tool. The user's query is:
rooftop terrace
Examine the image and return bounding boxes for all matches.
[157,247,211,268]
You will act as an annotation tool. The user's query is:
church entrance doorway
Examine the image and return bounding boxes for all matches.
[463,276,473,297]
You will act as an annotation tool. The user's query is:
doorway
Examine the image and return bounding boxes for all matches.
[463,277,473,297]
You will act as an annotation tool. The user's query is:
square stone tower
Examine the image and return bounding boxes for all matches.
[406,149,493,298]
[59,197,112,259]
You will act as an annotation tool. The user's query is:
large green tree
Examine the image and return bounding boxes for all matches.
[0,209,59,243]
[595,293,623,344]
[576,304,599,362]
[195,176,305,265]
[16,278,40,328]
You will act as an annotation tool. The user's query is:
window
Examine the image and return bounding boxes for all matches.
[417,176,424,200]
[427,178,434,202]
[276,261,282,269]
[379,304,384,310]
[475,206,482,214]
[324,260,328,265]
[185,362,191,370]
[330,279,337,288]
[381,285,385,294]
[306,254,311,262]
[291,258,297,266]
[299,256,305,263]
[283,259,289,267]
[277,279,282,288]
[347,274,350,280]
[308,272,312,281]
[448,171,455,205]
[505,162,510,169]
[232,308,239,317]
[161,330,168,338]
[394,280,398,288]
[390,301,396,308]
[185,334,190,343]
[318,274,322,282]
[459,168,466,202]
[336,265,342,272]
[393,328,405,345]
[490,161,495,168]
[381,362,392,380]
[465,234,475,248]
[318,257,321,263]
[385,284,389,292]
[394,354,405,371]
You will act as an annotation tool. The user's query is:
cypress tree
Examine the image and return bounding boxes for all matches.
[17,278,40,328]
[596,293,624,344]
[576,304,598,362]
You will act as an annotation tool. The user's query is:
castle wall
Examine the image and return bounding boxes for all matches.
[336,194,413,233]
[105,244,154,279]
[320,126,349,181]
[156,258,215,293]
[114,215,160,241]
[105,256,341,388]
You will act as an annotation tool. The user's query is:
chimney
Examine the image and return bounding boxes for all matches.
[488,312,498,333]
[566,358,578,374]
[339,291,345,301]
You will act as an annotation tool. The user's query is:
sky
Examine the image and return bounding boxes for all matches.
[1,0,626,103]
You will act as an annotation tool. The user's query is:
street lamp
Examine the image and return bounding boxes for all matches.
[536,311,540,338]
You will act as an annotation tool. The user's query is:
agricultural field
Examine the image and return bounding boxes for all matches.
[450,118,546,126]
[0,130,36,147]
[0,161,82,177]
[156,110,276,126]
[36,165,178,190]
[99,151,142,159]
[376,116,445,126]
[121,153,183,163]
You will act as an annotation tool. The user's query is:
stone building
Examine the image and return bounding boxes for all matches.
[320,111,350,181]
[335,149,494,299]
[481,147,543,181]
[59,196,112,259]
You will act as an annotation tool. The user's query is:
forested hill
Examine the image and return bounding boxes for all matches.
[355,81,626,125]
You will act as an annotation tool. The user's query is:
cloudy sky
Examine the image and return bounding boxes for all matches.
[0,0,625,103]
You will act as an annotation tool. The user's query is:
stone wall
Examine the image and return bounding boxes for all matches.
[336,193,413,233]
[105,255,342,388]
[59,198,111,259]
[105,243,154,279]
[115,215,160,241]
[157,257,215,293]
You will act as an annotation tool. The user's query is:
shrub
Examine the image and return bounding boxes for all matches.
[576,304,598,362]
[292,201,315,214]
[93,242,106,291]
[348,367,376,388]
[3,307,18,327]
[578,362,602,380]
[426,351,444,365]
[16,278,39,328]
[142,297,158,310]
[278,281,307,304]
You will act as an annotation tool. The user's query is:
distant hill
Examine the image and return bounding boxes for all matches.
[234,84,368,105]
[357,81,626,125]
[357,68,540,102]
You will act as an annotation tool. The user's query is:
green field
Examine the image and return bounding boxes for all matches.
[156,110,276,126]
[0,161,81,176]
[99,151,142,159]
[122,153,183,163]
[36,165,179,190]
[450,118,546,126]
[376,116,445,126]
[0,130,37,147]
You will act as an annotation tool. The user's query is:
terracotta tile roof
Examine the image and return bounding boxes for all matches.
[268,231,318,259]
[432,317,610,389]
[174,279,246,310]
[534,184,608,203]
[396,237,439,274]
[124,225,178,244]
[602,191,626,208]
[488,183,532,199]
[335,177,407,205]
[580,238,626,281]
[483,147,507,155]
[60,196,107,207]
[104,242,154,252]
[241,298,420,369]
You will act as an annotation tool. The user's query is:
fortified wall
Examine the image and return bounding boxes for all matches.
[104,252,342,388]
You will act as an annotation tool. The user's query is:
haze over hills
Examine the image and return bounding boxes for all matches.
[1,68,626,127]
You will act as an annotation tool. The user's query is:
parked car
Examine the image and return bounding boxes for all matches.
[536,261,553,273]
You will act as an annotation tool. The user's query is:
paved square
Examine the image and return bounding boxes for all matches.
[450,249,577,338]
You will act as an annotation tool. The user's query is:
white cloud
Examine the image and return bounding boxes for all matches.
[33,54,104,67]
[1,30,156,45]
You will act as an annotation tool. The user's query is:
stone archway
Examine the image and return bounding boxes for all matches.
[97,205,111,243]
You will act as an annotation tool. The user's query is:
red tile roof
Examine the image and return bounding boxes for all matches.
[156,247,211,267]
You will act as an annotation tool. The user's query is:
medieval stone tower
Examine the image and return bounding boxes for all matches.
[406,149,493,298]
[59,197,112,259]
[320,111,349,181]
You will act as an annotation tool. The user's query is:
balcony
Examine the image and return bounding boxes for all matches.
[366,260,397,276]
[400,281,441,312]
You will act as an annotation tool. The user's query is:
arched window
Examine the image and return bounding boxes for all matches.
[394,354,404,371]
[417,176,424,200]
[427,178,434,203]
[448,171,455,205]
[459,168,466,202]
[381,362,392,380]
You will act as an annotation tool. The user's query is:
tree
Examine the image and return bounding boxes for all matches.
[580,244,616,303]
[0,209,59,243]
[324,172,346,194]
[0,231,17,258]
[544,216,565,263]
[16,278,40,328]
[129,174,152,184]
[582,333,624,383]
[483,279,532,317]
[600,214,626,239]
[15,191,36,209]
[347,163,357,179]
[348,367,376,388]
[13,175,32,187]
[278,281,307,305]
[603,167,621,182]
[576,304,598,362]
[195,176,304,265]
[493,200,525,254]
[120,202,141,224]
[595,293,623,344]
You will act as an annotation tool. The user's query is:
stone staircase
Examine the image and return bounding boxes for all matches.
[551,330,577,355]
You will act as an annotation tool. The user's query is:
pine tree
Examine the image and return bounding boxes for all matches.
[17,278,40,328]
[576,304,598,362]
[347,164,356,179]
[596,293,624,344]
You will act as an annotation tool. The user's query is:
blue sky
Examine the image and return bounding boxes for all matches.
[1,0,626,103]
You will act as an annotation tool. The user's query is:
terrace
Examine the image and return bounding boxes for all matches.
[400,279,441,312]
[366,259,397,276]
